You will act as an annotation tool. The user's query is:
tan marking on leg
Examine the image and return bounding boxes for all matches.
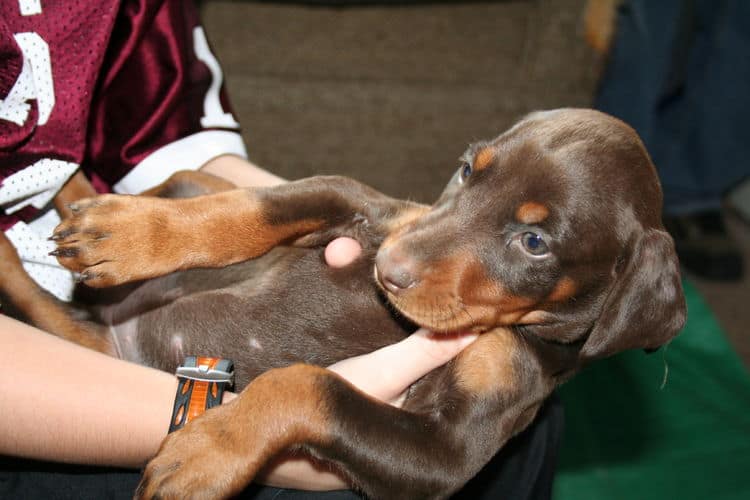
[455,328,518,395]
[53,189,326,286]
[516,202,549,225]
[179,191,327,269]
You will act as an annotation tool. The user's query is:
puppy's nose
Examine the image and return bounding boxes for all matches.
[375,248,418,294]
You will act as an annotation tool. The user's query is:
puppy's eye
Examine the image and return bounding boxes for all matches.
[459,162,473,183]
[521,232,549,256]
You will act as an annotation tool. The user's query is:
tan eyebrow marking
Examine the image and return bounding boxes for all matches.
[473,147,495,171]
[516,202,549,224]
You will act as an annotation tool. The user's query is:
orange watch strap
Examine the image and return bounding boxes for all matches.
[169,356,234,433]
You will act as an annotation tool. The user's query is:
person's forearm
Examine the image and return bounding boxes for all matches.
[0,315,339,488]
[200,154,285,187]
[1,315,177,468]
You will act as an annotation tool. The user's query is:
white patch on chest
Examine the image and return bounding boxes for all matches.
[109,316,142,363]
[171,335,184,366]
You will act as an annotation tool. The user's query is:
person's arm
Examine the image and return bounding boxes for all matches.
[0,314,474,472]
[0,314,178,467]
[200,154,285,187]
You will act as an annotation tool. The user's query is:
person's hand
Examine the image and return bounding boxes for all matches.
[328,328,477,406]
[323,236,363,268]
[322,236,478,406]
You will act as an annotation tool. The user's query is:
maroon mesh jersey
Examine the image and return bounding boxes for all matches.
[0,0,245,299]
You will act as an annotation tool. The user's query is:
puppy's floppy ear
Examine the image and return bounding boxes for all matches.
[580,228,686,363]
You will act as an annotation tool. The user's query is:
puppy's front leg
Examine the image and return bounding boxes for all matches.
[51,176,399,287]
[135,363,513,500]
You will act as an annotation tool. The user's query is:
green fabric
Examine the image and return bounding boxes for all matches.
[554,281,750,500]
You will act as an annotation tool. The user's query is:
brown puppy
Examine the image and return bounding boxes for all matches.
[4,109,685,499]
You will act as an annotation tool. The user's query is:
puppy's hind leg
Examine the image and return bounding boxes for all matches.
[53,170,98,220]
[0,232,116,356]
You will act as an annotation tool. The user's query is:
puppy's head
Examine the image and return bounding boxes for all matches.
[375,108,685,365]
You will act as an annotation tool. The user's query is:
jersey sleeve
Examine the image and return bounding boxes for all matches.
[84,0,247,195]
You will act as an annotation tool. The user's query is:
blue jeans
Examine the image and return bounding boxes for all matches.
[596,0,750,215]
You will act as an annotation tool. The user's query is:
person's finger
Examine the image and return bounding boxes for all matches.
[408,328,479,365]
[324,237,362,268]
[328,329,478,407]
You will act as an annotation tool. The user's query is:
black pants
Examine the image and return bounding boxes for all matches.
[0,394,563,500]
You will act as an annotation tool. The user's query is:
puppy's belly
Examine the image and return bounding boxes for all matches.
[104,313,184,368]
[108,247,411,389]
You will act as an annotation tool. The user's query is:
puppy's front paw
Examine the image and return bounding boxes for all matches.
[51,194,176,287]
[136,410,254,500]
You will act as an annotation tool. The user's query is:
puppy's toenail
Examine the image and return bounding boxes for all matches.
[49,247,78,258]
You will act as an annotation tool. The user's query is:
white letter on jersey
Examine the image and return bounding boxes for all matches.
[0,32,55,126]
[19,0,42,16]
[193,26,240,129]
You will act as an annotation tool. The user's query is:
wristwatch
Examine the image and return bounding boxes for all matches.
[168,356,234,433]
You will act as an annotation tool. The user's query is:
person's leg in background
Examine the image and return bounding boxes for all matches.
[596,0,749,280]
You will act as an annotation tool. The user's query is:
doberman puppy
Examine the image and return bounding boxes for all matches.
[1,109,686,499]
